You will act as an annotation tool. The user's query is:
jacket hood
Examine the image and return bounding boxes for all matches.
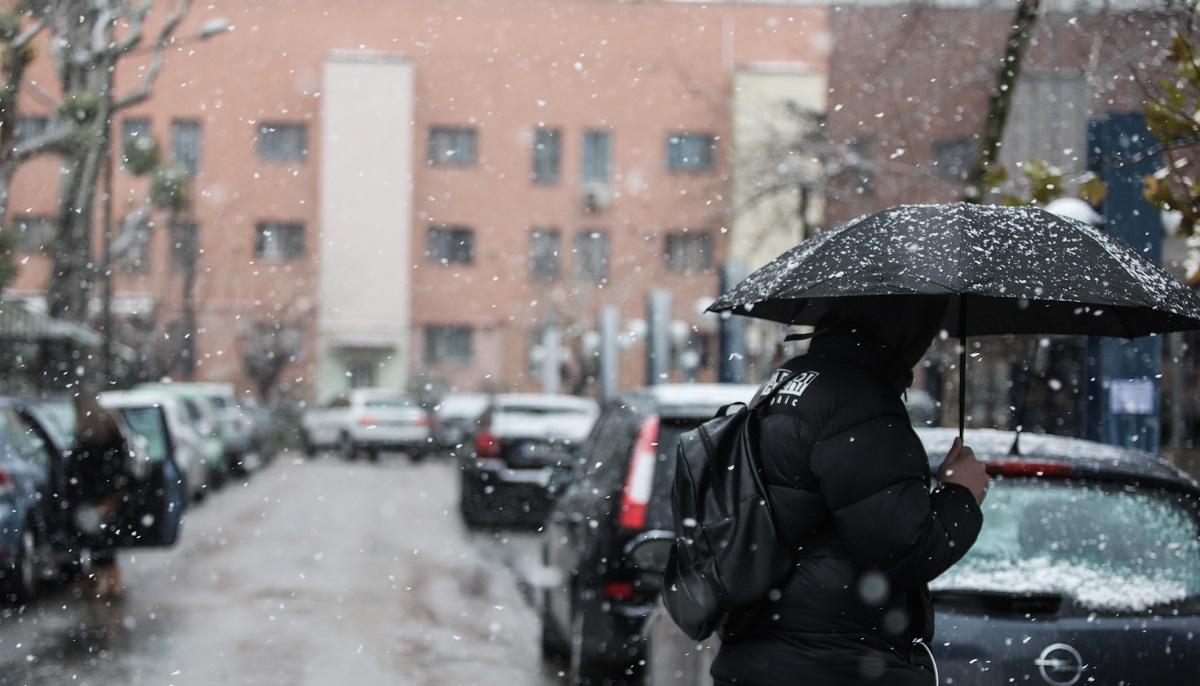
[808,295,948,392]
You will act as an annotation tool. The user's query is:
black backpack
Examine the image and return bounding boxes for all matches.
[661,371,801,641]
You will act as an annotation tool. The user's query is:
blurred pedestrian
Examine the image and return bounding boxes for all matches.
[710,295,989,686]
[69,389,131,599]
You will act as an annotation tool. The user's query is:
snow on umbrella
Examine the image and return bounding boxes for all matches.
[708,202,1200,432]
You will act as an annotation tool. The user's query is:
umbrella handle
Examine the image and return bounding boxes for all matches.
[958,296,967,441]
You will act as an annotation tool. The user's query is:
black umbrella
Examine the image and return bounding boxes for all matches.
[708,202,1200,434]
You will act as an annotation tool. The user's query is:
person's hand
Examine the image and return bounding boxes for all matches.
[938,437,989,505]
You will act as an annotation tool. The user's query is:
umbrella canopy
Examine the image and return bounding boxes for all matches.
[709,202,1200,339]
[709,202,1200,436]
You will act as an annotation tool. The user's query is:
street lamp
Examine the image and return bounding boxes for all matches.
[98,18,230,383]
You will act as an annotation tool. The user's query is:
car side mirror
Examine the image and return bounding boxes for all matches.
[625,530,676,572]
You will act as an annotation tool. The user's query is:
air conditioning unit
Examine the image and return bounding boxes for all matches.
[581,183,611,213]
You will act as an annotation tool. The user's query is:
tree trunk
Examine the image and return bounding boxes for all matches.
[963,0,1041,204]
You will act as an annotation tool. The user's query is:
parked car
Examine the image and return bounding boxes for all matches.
[138,381,275,475]
[0,397,85,603]
[99,390,212,502]
[136,382,230,484]
[432,392,491,454]
[299,388,434,462]
[540,383,758,684]
[639,427,1200,686]
[459,393,599,529]
[22,393,77,448]
[0,395,185,605]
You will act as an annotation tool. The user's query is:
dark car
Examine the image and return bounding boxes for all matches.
[432,392,490,455]
[0,396,187,606]
[0,397,83,603]
[459,393,599,528]
[540,383,759,685]
[641,427,1200,686]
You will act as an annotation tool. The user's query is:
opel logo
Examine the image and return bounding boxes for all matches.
[1034,643,1085,686]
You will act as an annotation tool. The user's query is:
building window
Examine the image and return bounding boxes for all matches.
[574,229,609,282]
[426,226,475,265]
[171,119,201,175]
[932,137,976,181]
[428,126,477,166]
[15,116,48,145]
[582,130,611,182]
[664,230,713,273]
[345,358,378,389]
[255,222,306,260]
[532,128,561,184]
[530,228,561,282]
[13,216,54,253]
[425,326,473,365]
[258,123,308,162]
[666,133,716,172]
[170,219,198,272]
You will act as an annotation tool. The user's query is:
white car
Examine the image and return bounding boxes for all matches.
[99,390,211,502]
[299,388,434,462]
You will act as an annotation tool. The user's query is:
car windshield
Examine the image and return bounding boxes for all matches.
[930,479,1200,613]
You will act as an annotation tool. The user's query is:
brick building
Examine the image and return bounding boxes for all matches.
[7,0,832,403]
[3,0,1181,409]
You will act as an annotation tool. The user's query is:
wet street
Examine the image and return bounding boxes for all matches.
[0,452,564,686]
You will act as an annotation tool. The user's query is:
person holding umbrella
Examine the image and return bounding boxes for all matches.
[707,293,987,686]
[705,201,1200,684]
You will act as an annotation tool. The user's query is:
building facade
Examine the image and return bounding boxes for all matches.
[3,0,1182,411]
[7,0,832,403]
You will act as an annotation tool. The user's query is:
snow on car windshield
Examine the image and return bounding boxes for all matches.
[930,480,1200,612]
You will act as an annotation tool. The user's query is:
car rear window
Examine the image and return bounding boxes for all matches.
[930,479,1200,613]
[365,397,418,409]
[643,418,702,529]
[493,406,595,439]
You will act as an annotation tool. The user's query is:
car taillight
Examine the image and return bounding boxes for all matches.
[605,581,634,601]
[619,415,660,530]
[0,467,12,494]
[358,414,377,428]
[985,459,1073,478]
[476,429,501,459]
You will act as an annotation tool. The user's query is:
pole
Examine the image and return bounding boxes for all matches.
[647,290,672,385]
[598,306,619,403]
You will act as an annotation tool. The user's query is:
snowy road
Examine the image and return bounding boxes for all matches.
[0,452,565,686]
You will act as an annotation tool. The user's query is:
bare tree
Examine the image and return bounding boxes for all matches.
[0,1,193,389]
[963,0,1042,204]
[242,321,305,402]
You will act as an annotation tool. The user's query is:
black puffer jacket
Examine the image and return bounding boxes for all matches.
[710,326,983,686]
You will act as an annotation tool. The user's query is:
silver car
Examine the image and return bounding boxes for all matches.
[300,388,434,462]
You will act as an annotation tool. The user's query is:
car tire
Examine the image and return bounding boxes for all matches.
[366,449,380,463]
[0,527,38,605]
[300,431,316,458]
[459,474,487,529]
[569,604,606,686]
[339,433,357,461]
[540,589,569,665]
